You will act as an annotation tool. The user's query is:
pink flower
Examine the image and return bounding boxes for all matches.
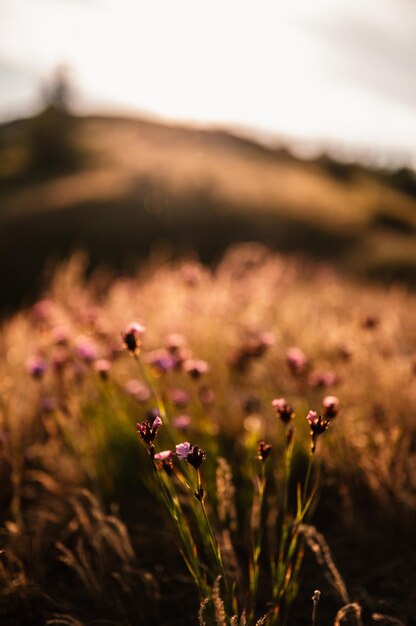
[175,442,192,460]
[173,415,191,430]
[124,379,151,402]
[286,347,308,375]
[322,395,339,419]
[136,415,163,445]
[166,333,185,353]
[306,410,330,453]
[272,397,295,424]
[75,336,97,363]
[184,359,209,379]
[168,388,190,407]
[94,359,111,379]
[26,356,47,379]
[123,322,146,353]
[154,450,174,461]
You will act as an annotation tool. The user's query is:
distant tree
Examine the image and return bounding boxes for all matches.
[29,67,80,173]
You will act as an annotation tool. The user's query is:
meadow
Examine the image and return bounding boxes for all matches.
[1,246,415,625]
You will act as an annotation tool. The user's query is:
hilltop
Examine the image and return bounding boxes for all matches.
[1,111,416,310]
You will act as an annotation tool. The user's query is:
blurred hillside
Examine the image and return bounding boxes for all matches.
[1,110,416,311]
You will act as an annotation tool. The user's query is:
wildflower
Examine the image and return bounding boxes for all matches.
[184,359,209,379]
[308,370,339,388]
[173,415,192,430]
[94,359,111,379]
[123,322,146,354]
[154,449,174,474]
[166,333,185,353]
[26,356,47,379]
[51,347,70,371]
[286,347,308,376]
[136,415,163,446]
[306,410,330,454]
[125,379,151,402]
[322,395,339,420]
[146,349,177,374]
[257,440,272,461]
[154,450,174,461]
[75,336,97,363]
[176,442,206,468]
[199,385,215,405]
[175,441,192,460]
[52,325,70,345]
[272,397,294,424]
[186,445,207,469]
[168,388,190,407]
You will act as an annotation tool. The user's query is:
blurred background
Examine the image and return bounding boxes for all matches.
[1,0,416,312]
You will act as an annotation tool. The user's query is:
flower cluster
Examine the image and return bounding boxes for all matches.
[136,414,163,447]
[306,396,340,453]
[272,397,295,424]
[176,442,207,469]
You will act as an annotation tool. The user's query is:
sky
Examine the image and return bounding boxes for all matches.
[1,0,416,166]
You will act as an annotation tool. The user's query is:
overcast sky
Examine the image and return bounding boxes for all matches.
[1,0,415,166]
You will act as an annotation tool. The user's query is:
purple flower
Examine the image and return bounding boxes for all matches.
[286,347,308,376]
[166,333,185,353]
[94,359,111,379]
[168,388,190,407]
[125,379,151,402]
[185,445,206,469]
[146,349,177,374]
[176,441,206,469]
[308,370,339,388]
[322,395,339,420]
[75,336,97,363]
[272,397,295,424]
[173,415,192,430]
[123,322,146,354]
[176,441,192,460]
[154,450,174,461]
[137,415,163,445]
[154,450,174,475]
[184,359,209,379]
[306,410,330,454]
[26,356,47,379]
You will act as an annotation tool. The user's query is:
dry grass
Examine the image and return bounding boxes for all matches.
[1,245,416,623]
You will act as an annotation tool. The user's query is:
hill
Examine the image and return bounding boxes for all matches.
[1,111,416,310]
